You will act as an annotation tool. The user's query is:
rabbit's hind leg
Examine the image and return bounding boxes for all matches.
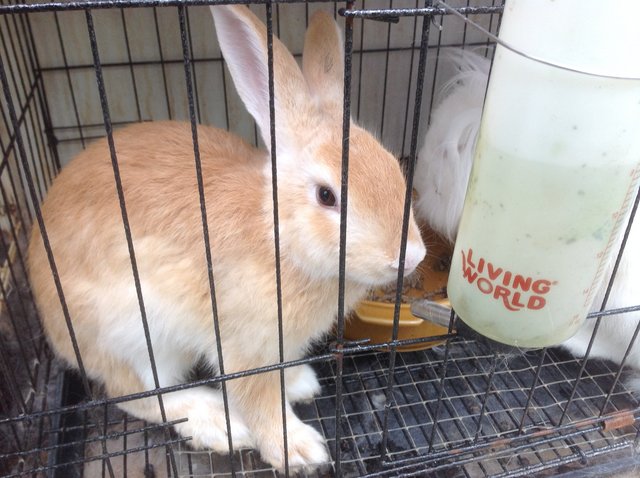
[104,352,253,453]
[286,364,321,403]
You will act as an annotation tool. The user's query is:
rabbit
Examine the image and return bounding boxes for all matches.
[562,214,640,373]
[414,48,491,244]
[414,48,640,381]
[26,5,426,472]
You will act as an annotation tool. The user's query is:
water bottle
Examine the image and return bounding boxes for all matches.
[447,0,640,347]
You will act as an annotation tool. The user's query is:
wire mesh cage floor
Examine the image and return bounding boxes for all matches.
[1,1,640,477]
[37,336,640,477]
[55,343,640,478]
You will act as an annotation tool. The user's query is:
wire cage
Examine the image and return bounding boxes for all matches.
[1,0,640,477]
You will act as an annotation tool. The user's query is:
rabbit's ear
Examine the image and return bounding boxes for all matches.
[211,5,312,151]
[302,11,344,114]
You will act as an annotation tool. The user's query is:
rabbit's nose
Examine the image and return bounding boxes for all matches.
[404,240,427,274]
[391,241,426,275]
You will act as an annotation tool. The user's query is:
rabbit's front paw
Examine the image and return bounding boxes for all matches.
[181,410,252,453]
[171,389,253,452]
[260,420,329,471]
[286,364,321,403]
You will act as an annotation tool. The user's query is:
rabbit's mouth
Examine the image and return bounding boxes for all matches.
[339,239,427,287]
[354,263,425,289]
[389,241,428,277]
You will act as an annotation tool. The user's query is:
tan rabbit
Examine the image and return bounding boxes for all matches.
[27,5,426,471]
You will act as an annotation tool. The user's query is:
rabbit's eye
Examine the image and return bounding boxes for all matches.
[316,186,337,208]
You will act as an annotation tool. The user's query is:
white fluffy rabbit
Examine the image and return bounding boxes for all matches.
[414,49,490,244]
[414,48,640,375]
[27,6,426,471]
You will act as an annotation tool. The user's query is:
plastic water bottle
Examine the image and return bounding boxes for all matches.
[447,0,640,348]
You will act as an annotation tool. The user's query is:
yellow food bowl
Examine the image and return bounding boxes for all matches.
[344,223,452,352]
[347,300,449,352]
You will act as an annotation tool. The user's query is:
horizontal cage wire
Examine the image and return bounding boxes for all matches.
[1,1,640,478]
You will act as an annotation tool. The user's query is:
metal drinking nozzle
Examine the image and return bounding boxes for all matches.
[410,299,530,353]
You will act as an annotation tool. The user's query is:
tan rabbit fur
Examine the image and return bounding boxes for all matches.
[27,6,426,471]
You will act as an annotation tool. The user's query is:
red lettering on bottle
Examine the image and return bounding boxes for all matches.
[466,249,476,268]
[458,250,555,313]
[527,296,546,310]
[512,292,525,308]
[477,278,493,294]
[512,275,532,291]
[461,250,478,283]
[487,263,503,281]
[502,270,512,287]
[532,279,551,294]
[493,286,519,311]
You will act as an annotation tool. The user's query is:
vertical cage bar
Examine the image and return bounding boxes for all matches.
[18,6,61,175]
[379,0,432,460]
[53,12,86,149]
[517,348,547,433]
[484,0,503,57]
[13,22,52,190]
[378,0,393,140]
[333,1,355,475]
[472,352,499,442]
[120,9,142,122]
[399,0,420,158]
[460,0,471,47]
[122,414,128,478]
[354,0,365,122]
[185,8,201,125]
[176,6,237,475]
[101,402,109,478]
[425,12,444,126]
[152,7,173,120]
[84,10,177,476]
[35,354,52,475]
[219,54,230,130]
[264,1,289,475]
[597,192,640,415]
[428,311,456,453]
[143,421,151,477]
